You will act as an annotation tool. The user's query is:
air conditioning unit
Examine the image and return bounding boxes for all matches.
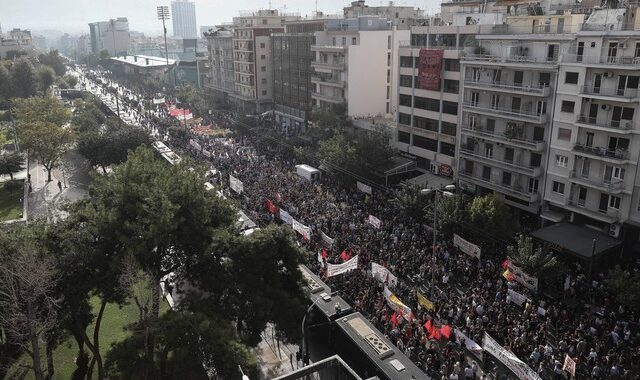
[603,71,614,78]
[601,104,612,111]
[609,223,621,238]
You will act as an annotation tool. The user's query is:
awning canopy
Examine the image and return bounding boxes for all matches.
[530,223,622,260]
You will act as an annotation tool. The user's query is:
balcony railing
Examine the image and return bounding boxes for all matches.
[566,199,620,221]
[311,60,345,69]
[462,102,547,123]
[575,116,633,132]
[311,76,344,86]
[463,54,558,65]
[573,143,629,160]
[488,24,572,35]
[464,80,550,96]
[580,86,640,99]
[458,171,539,202]
[311,45,345,51]
[562,54,640,67]
[460,125,545,151]
[459,148,541,176]
[569,170,624,193]
[311,91,344,103]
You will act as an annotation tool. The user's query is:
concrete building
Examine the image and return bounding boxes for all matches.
[343,0,425,29]
[0,28,34,59]
[110,54,176,83]
[204,27,235,101]
[271,19,327,132]
[311,16,410,120]
[543,8,640,241]
[88,17,130,56]
[171,0,198,39]
[230,10,301,113]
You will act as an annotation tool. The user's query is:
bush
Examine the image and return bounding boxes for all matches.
[4,179,24,193]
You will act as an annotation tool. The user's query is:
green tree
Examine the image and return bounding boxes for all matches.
[168,125,189,147]
[507,234,559,279]
[0,152,25,180]
[425,193,468,239]
[606,265,640,312]
[318,133,357,182]
[38,65,55,95]
[38,50,66,76]
[0,65,11,100]
[468,193,519,248]
[14,96,71,128]
[392,182,431,221]
[10,58,37,98]
[309,103,348,131]
[19,121,74,181]
[354,126,395,170]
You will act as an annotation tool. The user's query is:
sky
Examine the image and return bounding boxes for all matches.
[0,0,440,36]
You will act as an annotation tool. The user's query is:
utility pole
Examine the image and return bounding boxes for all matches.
[110,19,121,118]
[157,5,175,86]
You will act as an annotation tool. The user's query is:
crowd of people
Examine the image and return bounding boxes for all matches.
[79,66,640,380]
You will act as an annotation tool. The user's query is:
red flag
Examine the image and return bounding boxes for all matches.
[501,258,511,270]
[390,312,399,328]
[321,248,328,260]
[340,249,351,261]
[424,320,433,333]
[429,327,441,340]
[265,199,277,214]
[440,325,451,339]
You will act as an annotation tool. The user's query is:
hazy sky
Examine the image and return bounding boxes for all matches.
[0,0,440,36]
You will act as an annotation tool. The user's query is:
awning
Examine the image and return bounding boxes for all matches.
[530,223,621,260]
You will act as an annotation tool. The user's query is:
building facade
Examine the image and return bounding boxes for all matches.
[0,28,34,59]
[171,0,198,39]
[343,0,425,29]
[88,17,130,56]
[204,27,235,101]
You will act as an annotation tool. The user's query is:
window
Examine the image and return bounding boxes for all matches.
[386,103,390,113]
[440,142,455,156]
[261,78,267,84]
[565,72,579,84]
[400,75,413,87]
[262,19,267,25]
[552,181,565,194]
[609,195,621,209]
[470,92,479,106]
[400,56,414,67]
[399,94,412,107]
[491,94,500,109]
[388,35,391,49]
[332,37,336,46]
[414,97,439,112]
[502,172,512,186]
[556,155,568,168]
[414,116,438,132]
[398,131,410,144]
[443,101,458,115]
[482,166,491,180]
[352,37,356,45]
[386,86,390,100]
[262,90,267,96]
[444,59,460,72]
[399,113,411,125]
[413,135,438,151]
[484,144,493,158]
[261,66,266,72]
[528,178,539,193]
[557,128,572,141]
[561,101,575,113]
[260,54,266,60]
[504,148,514,163]
[387,69,391,83]
[604,165,625,182]
[441,122,457,136]
[387,52,391,66]
[260,43,265,49]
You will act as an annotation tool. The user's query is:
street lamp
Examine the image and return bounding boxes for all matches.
[238,365,250,380]
[110,19,121,118]
[157,6,174,86]
[300,291,338,367]
[421,185,456,296]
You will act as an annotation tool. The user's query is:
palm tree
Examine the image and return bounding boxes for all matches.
[507,234,559,279]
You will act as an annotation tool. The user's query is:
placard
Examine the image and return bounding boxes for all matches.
[453,234,481,259]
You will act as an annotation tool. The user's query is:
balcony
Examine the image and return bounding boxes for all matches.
[462,54,558,67]
[565,199,620,224]
[463,80,551,97]
[459,148,542,176]
[311,45,345,52]
[569,170,625,194]
[460,125,545,151]
[311,59,345,71]
[462,102,548,124]
[573,143,629,161]
[575,116,633,134]
[311,76,344,87]
[458,171,540,203]
[562,54,640,69]
[579,86,640,102]
[312,91,344,104]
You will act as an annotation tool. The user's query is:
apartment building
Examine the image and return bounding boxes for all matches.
[343,0,425,29]
[204,27,235,102]
[0,28,34,59]
[311,16,409,119]
[271,19,327,132]
[395,13,503,176]
[458,11,586,213]
[230,10,300,113]
[543,8,640,240]
[88,17,130,56]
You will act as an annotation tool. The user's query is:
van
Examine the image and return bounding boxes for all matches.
[295,164,321,182]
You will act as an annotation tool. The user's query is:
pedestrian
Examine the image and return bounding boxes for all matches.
[57,180,62,192]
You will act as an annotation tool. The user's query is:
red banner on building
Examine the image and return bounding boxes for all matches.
[418,49,444,91]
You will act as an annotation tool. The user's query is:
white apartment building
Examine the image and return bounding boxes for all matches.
[544,8,640,240]
[312,16,409,119]
[88,17,130,56]
[0,28,34,59]
[171,0,198,39]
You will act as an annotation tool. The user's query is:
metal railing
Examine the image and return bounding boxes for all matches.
[562,54,640,66]
[569,170,624,193]
[573,143,629,160]
[464,79,550,95]
[576,116,633,131]
[461,125,545,150]
[458,171,539,201]
[462,102,547,123]
[580,86,640,99]
[463,53,558,65]
[489,24,575,35]
[459,148,540,175]
[566,199,620,220]
[311,76,344,86]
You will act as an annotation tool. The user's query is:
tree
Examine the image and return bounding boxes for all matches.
[318,133,357,182]
[14,96,71,128]
[10,58,37,98]
[309,103,348,131]
[468,193,519,249]
[354,126,395,169]
[425,193,468,240]
[507,234,559,279]
[0,152,25,180]
[19,121,74,181]
[606,266,640,312]
[38,50,66,76]
[38,66,55,95]
[0,64,11,100]
[392,182,431,221]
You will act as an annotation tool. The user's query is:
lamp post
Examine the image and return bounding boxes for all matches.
[157,5,174,86]
[421,184,456,296]
[110,19,121,118]
[300,291,338,367]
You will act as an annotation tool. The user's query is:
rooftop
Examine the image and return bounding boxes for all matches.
[110,54,176,68]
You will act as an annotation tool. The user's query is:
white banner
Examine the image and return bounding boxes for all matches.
[279,209,293,225]
[562,355,576,377]
[292,219,311,240]
[189,139,201,151]
[326,255,358,277]
[320,231,334,247]
[454,329,483,359]
[357,181,372,195]
[317,250,324,265]
[383,286,413,318]
[482,333,542,380]
[507,289,528,307]
[202,150,212,158]
[453,234,481,259]
[509,263,539,291]
[368,214,381,229]
[153,97,165,104]
[229,175,243,194]
[371,262,398,287]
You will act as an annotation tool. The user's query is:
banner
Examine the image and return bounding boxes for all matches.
[153,97,165,104]
[229,175,243,194]
[507,289,528,307]
[320,231,334,247]
[371,262,398,287]
[509,263,539,291]
[279,209,293,225]
[416,291,435,311]
[418,49,444,91]
[368,215,382,229]
[357,181,372,195]
[482,333,542,380]
[453,234,481,259]
[189,139,201,151]
[454,329,483,359]
[292,219,311,240]
[562,355,576,377]
[384,287,413,318]
[326,255,358,277]
[202,150,212,158]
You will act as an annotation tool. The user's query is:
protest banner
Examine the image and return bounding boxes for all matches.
[454,328,483,360]
[384,287,413,318]
[509,262,539,291]
[292,219,311,240]
[371,262,398,287]
[368,214,382,229]
[320,231,334,247]
[483,333,542,380]
[229,175,243,194]
[189,139,201,151]
[416,290,435,311]
[357,181,372,195]
[562,355,576,377]
[326,255,358,277]
[507,289,528,307]
[279,209,293,225]
[453,234,481,259]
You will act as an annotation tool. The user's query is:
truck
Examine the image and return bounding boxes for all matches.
[295,164,321,182]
